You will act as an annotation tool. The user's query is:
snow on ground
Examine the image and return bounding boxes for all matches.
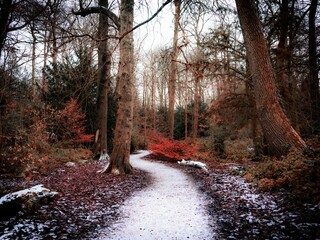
[97,150,216,240]
[188,166,320,239]
[0,185,57,205]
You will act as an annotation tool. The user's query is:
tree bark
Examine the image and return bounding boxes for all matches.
[96,0,110,154]
[107,0,134,174]
[184,70,188,139]
[151,61,156,130]
[31,26,37,101]
[41,29,48,93]
[308,0,319,133]
[168,0,181,139]
[192,70,200,142]
[245,63,262,157]
[49,11,58,65]
[235,0,308,156]
[274,0,292,104]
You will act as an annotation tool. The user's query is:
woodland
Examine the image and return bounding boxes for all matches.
[0,0,320,238]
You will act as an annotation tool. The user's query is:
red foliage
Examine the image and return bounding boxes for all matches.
[147,133,199,160]
[56,98,93,144]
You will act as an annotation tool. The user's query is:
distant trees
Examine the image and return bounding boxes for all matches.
[0,0,47,56]
[0,0,319,177]
[44,46,97,124]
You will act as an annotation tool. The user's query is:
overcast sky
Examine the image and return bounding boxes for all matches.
[133,0,237,54]
[134,0,175,53]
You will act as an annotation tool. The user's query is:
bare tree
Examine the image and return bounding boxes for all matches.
[0,0,47,56]
[106,0,135,174]
[30,23,37,101]
[168,0,181,139]
[96,0,112,155]
[307,0,319,133]
[0,0,13,57]
[235,0,308,156]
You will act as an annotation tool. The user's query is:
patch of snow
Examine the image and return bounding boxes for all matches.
[99,152,110,162]
[0,184,58,205]
[178,159,207,168]
[65,162,76,167]
[0,232,14,240]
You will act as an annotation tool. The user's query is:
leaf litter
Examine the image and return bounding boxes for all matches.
[0,160,150,239]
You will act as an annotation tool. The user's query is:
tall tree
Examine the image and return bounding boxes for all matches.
[31,23,37,101]
[96,0,111,154]
[187,5,207,142]
[73,0,121,155]
[191,53,205,142]
[235,0,308,156]
[308,0,319,133]
[274,0,291,103]
[168,0,181,139]
[106,0,134,174]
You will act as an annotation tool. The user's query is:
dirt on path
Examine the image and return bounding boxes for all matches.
[97,150,215,240]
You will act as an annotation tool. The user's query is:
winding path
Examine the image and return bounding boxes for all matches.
[98,151,215,240]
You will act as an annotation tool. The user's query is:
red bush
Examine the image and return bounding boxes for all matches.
[55,98,93,144]
[148,133,199,160]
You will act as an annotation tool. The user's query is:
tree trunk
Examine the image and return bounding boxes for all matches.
[31,26,37,101]
[235,0,308,156]
[41,29,48,93]
[168,0,181,139]
[184,71,188,140]
[0,0,12,57]
[151,62,156,129]
[192,71,200,142]
[50,21,58,65]
[106,0,134,174]
[245,63,262,158]
[275,0,291,101]
[274,0,297,126]
[96,0,110,154]
[308,0,319,133]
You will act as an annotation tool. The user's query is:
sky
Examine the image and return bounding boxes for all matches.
[133,0,237,54]
[134,0,175,53]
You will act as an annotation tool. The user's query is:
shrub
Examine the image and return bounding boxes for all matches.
[224,138,255,162]
[0,98,93,176]
[248,149,320,204]
[258,178,276,191]
[50,98,93,145]
[148,133,203,161]
[130,125,148,153]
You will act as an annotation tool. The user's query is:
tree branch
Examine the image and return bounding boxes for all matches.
[72,6,120,29]
[73,0,172,41]
[118,0,172,40]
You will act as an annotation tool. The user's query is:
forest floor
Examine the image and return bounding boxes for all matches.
[0,151,319,239]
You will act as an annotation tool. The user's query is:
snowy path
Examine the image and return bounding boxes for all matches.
[98,150,215,240]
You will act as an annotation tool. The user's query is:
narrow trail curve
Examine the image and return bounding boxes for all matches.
[98,151,215,240]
